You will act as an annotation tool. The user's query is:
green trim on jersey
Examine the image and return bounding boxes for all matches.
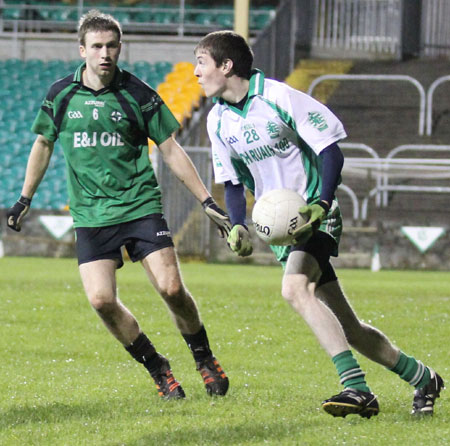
[32,63,180,228]
[214,69,265,118]
[230,158,255,194]
[212,69,344,265]
[259,96,323,203]
[270,244,292,268]
[248,69,265,97]
[218,67,326,204]
[255,94,343,250]
[215,118,226,146]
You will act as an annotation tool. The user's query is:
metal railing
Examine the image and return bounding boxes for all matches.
[422,0,450,58]
[337,183,360,221]
[157,146,213,258]
[312,0,401,57]
[341,144,450,221]
[307,74,427,135]
[252,0,296,81]
[340,142,381,207]
[426,75,450,136]
[310,0,450,59]
[384,145,450,205]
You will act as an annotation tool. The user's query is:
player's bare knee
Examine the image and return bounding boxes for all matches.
[88,290,116,313]
[281,275,310,306]
[160,281,186,307]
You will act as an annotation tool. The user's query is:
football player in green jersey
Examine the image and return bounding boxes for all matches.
[194,30,444,417]
[6,10,231,400]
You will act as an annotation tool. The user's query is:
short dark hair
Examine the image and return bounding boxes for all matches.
[195,31,254,79]
[78,9,122,46]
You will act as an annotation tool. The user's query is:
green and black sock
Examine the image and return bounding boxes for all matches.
[389,352,430,389]
[332,350,371,393]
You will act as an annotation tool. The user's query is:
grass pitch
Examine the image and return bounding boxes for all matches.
[0,257,449,445]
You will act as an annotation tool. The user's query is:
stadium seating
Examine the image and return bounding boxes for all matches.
[1,2,275,32]
[285,59,354,102]
[0,58,178,210]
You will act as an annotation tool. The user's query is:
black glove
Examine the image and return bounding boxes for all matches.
[202,197,232,238]
[7,195,32,232]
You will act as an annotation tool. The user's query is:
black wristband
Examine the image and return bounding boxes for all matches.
[19,195,32,206]
[201,197,214,209]
[317,200,330,214]
[232,223,248,230]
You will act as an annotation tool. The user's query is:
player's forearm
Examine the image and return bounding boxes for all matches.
[319,143,344,206]
[21,137,54,199]
[173,154,210,202]
[224,181,247,226]
[160,137,210,202]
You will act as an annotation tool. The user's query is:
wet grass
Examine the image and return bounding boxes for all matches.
[0,258,448,445]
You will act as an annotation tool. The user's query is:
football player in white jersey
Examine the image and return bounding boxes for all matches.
[194,30,444,418]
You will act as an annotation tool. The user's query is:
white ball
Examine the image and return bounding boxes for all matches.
[252,189,307,246]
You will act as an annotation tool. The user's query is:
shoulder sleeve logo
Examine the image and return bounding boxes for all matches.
[307,111,329,132]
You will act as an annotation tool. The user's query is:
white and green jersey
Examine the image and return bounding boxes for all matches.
[207,69,346,255]
[208,69,346,201]
[32,63,179,228]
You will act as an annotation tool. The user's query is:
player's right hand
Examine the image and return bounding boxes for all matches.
[202,197,232,238]
[6,196,32,232]
[227,224,253,257]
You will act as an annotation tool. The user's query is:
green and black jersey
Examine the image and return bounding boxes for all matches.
[32,63,180,228]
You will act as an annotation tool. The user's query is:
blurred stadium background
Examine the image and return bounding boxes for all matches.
[0,0,449,270]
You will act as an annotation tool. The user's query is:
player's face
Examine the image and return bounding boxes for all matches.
[80,30,121,82]
[194,49,228,98]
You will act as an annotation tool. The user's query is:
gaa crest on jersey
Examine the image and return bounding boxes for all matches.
[308,111,328,132]
[266,121,280,139]
[110,110,122,122]
[226,136,238,145]
[68,111,83,119]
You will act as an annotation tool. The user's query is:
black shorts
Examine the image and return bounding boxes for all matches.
[75,214,174,268]
[291,231,338,287]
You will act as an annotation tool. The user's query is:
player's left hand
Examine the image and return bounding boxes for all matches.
[202,197,232,238]
[227,224,253,256]
[292,202,329,245]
